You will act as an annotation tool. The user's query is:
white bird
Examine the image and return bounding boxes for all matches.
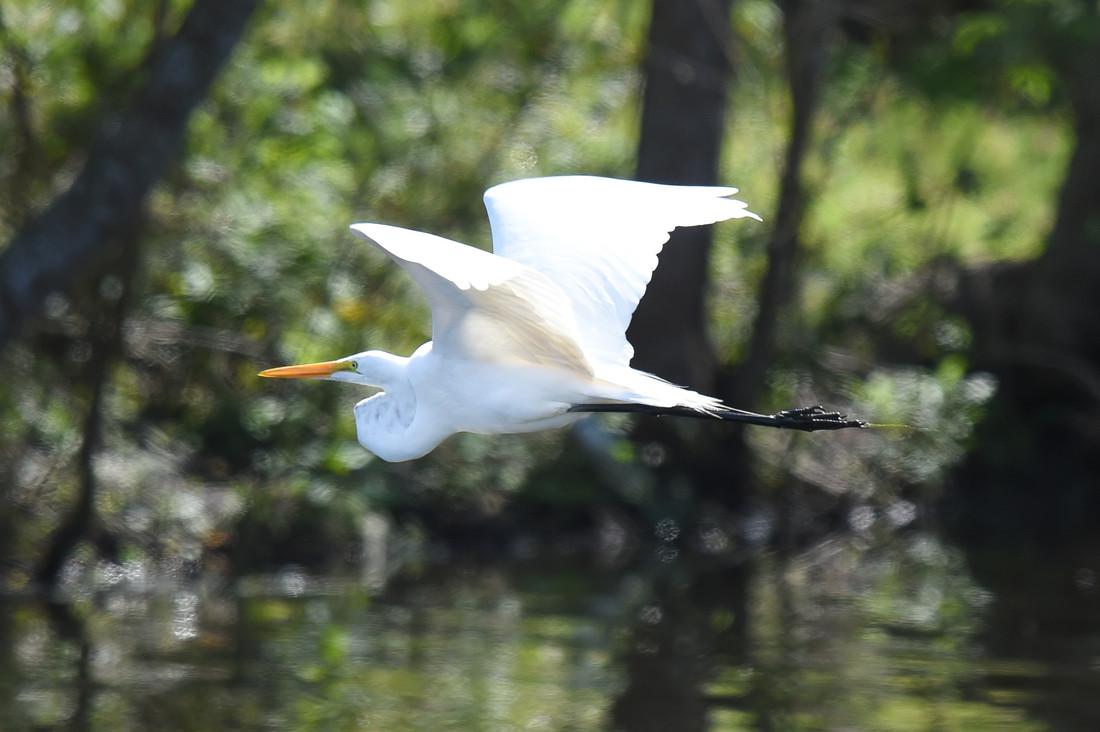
[260,176,864,462]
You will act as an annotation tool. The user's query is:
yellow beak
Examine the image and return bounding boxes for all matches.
[258,360,353,379]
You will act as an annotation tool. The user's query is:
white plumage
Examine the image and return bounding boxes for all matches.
[261,175,769,461]
[485,176,760,366]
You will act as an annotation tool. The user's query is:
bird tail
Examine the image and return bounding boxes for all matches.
[587,366,725,414]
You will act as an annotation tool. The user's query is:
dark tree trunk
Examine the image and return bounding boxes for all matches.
[628,0,734,391]
[1021,37,1100,364]
[33,227,139,587]
[733,0,834,407]
[0,0,261,351]
[618,0,744,516]
[948,26,1100,545]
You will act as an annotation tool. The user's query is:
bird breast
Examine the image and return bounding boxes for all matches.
[353,390,434,462]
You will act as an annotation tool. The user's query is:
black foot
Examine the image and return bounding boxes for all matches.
[773,405,867,432]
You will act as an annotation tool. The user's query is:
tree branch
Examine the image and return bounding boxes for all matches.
[0,0,261,350]
[0,8,39,228]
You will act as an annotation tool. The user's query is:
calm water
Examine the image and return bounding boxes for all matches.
[2,531,1099,731]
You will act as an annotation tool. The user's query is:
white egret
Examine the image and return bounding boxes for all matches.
[260,176,864,462]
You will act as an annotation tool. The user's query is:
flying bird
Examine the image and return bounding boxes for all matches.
[260,176,864,462]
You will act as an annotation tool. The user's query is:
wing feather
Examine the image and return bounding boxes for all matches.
[484,176,761,366]
[349,223,592,376]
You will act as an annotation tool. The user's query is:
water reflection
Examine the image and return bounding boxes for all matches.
[2,532,1099,730]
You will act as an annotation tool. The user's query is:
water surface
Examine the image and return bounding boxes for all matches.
[2,532,1099,730]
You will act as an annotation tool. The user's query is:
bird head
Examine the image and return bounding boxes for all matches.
[258,350,399,387]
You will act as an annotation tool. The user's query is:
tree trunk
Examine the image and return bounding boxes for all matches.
[949,25,1100,545]
[628,0,734,391]
[1021,37,1100,365]
[33,225,139,587]
[0,0,261,351]
[733,0,833,407]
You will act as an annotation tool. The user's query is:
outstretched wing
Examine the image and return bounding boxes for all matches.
[484,176,761,367]
[349,223,592,376]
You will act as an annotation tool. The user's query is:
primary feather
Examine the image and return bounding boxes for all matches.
[484,176,761,366]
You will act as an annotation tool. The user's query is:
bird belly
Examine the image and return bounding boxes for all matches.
[416,358,589,435]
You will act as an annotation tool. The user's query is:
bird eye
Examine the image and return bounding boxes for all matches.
[350,361,359,370]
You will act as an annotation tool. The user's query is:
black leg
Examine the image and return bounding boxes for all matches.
[768,404,866,431]
[568,403,867,432]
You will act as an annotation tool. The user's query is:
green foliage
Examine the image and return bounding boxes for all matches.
[0,0,651,576]
[3,3,1099,731]
[0,0,1080,577]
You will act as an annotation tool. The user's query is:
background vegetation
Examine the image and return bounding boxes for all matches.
[2,0,1099,729]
